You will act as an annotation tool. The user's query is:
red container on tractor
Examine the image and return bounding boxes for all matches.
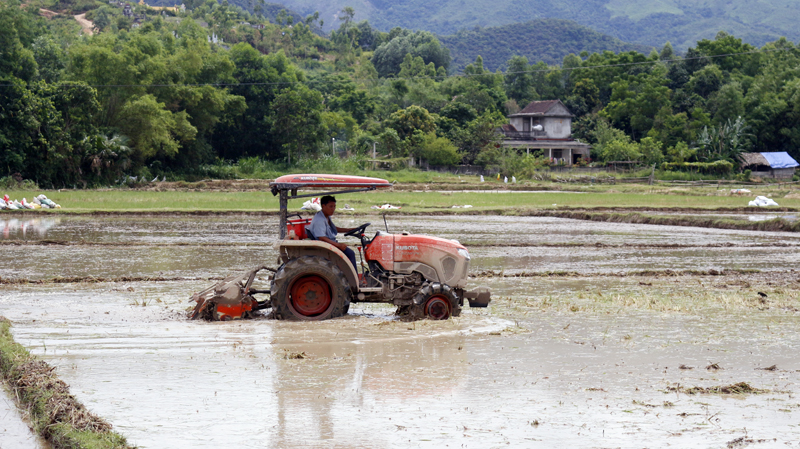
[285,215,312,240]
[189,174,491,321]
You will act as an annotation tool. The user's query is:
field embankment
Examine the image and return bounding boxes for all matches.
[0,317,131,449]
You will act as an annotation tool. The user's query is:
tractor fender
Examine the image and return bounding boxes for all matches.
[275,240,358,291]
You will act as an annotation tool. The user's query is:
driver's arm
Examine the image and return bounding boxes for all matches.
[319,236,348,252]
[335,226,355,233]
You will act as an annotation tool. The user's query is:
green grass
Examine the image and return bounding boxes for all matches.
[2,185,800,213]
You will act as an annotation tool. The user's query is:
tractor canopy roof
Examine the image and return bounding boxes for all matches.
[270,174,392,194]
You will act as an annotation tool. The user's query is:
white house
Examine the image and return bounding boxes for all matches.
[500,100,590,166]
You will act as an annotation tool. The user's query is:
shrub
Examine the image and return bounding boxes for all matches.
[0,176,39,190]
[661,160,734,174]
[415,133,461,166]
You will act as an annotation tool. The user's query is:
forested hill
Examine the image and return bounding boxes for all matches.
[440,19,652,72]
[259,0,800,50]
[4,0,800,190]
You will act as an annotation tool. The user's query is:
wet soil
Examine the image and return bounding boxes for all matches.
[1,215,799,448]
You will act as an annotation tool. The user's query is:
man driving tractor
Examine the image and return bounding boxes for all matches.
[307,195,358,272]
[190,173,490,322]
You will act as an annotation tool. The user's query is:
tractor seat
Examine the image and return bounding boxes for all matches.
[305,227,317,240]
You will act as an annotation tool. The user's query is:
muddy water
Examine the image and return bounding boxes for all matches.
[1,215,800,448]
[2,215,799,279]
[1,385,49,449]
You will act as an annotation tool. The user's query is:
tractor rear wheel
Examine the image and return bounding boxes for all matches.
[405,283,461,320]
[271,256,351,320]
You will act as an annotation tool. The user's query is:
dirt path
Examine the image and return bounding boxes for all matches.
[74,13,93,36]
[38,8,57,18]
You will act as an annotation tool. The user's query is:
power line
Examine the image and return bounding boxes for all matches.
[0,45,795,89]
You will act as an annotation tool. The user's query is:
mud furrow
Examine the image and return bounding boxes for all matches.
[4,269,799,285]
[0,240,276,247]
[0,276,224,284]
[468,269,770,278]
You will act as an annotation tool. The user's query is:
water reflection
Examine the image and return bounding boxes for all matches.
[747,214,798,222]
[268,320,469,447]
[1,218,61,240]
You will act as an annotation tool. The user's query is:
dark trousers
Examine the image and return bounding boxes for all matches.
[343,247,358,273]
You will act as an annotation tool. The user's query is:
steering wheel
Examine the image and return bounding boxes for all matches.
[344,223,371,237]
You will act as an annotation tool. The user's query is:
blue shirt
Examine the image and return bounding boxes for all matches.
[308,210,338,241]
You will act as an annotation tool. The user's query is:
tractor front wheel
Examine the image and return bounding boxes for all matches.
[271,256,351,320]
[405,283,461,320]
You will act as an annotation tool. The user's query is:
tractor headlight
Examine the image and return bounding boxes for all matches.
[457,248,471,260]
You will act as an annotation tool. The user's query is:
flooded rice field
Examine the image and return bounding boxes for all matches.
[1,215,800,448]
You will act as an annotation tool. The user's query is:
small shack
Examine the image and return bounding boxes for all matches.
[738,152,799,179]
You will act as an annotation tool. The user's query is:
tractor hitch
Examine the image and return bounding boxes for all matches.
[189,266,274,321]
[463,286,491,308]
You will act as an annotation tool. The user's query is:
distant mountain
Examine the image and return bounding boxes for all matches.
[259,0,800,49]
[440,19,652,72]
[147,1,311,26]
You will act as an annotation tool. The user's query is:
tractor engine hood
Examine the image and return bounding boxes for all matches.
[366,232,471,288]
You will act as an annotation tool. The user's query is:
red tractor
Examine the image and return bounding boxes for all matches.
[190,174,491,321]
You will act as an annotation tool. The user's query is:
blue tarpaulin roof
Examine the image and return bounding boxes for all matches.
[761,152,799,169]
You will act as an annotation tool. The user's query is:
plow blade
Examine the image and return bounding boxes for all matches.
[463,286,491,308]
[189,266,272,321]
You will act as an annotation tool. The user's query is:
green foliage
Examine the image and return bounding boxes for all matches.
[639,137,664,165]
[371,29,449,77]
[662,160,734,174]
[590,119,628,156]
[600,139,642,162]
[385,105,436,140]
[7,0,800,188]
[442,19,650,73]
[296,153,370,172]
[696,116,751,162]
[475,147,549,178]
[268,85,325,164]
[118,95,197,160]
[413,132,461,166]
[667,141,697,164]
[0,176,38,190]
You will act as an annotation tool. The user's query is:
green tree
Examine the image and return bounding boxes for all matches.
[659,42,675,61]
[590,119,629,157]
[0,5,38,82]
[711,82,745,125]
[377,128,402,157]
[118,95,197,161]
[688,64,724,98]
[371,30,449,77]
[504,55,536,105]
[385,105,436,140]
[267,86,325,164]
[449,112,505,163]
[414,132,461,166]
[639,137,664,165]
[667,141,697,163]
[602,73,671,139]
[31,36,65,83]
[600,139,641,162]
